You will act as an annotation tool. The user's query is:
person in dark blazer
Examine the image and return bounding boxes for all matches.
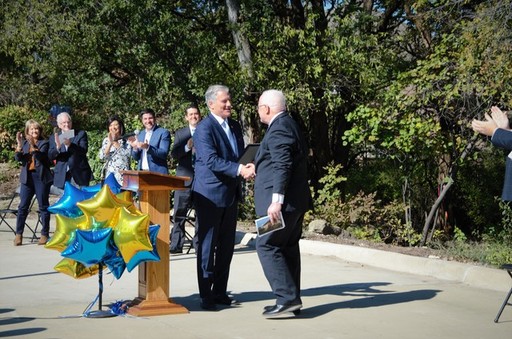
[130,108,171,175]
[253,89,312,318]
[48,112,93,193]
[14,120,54,246]
[472,106,512,201]
[192,85,255,311]
[170,105,201,253]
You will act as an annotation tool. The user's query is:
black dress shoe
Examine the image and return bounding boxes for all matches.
[214,295,238,305]
[200,299,217,311]
[170,248,183,254]
[262,304,302,318]
[264,305,301,315]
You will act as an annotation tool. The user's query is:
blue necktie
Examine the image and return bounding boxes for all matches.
[222,121,237,156]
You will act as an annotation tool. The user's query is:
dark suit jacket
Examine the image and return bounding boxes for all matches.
[48,129,92,188]
[491,128,512,201]
[254,112,311,216]
[15,139,53,186]
[192,113,244,207]
[171,126,194,187]
[131,125,171,175]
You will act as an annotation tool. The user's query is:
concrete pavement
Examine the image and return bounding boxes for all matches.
[0,219,511,339]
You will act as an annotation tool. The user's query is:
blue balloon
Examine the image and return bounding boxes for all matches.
[126,225,161,272]
[48,182,97,217]
[103,239,126,279]
[61,228,113,266]
[104,172,122,194]
[81,183,101,193]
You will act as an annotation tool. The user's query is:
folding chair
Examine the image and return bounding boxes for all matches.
[182,207,196,254]
[0,188,38,241]
[494,264,512,323]
[0,193,18,234]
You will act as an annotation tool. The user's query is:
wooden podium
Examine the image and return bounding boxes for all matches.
[121,170,190,316]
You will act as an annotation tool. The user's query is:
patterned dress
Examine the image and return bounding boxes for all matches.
[99,137,132,185]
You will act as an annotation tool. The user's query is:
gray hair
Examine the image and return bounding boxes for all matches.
[260,89,286,112]
[56,112,72,123]
[205,85,230,104]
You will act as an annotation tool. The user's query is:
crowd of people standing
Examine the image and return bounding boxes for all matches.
[10,85,313,318]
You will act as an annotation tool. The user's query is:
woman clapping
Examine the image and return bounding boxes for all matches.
[14,120,53,246]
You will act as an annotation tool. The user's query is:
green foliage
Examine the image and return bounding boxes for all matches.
[0,105,49,162]
[493,198,512,246]
[315,162,346,208]
[86,129,104,185]
[313,163,419,245]
[433,239,512,267]
[452,226,468,243]
[239,181,256,221]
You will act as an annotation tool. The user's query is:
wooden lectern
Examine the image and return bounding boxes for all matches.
[121,170,190,316]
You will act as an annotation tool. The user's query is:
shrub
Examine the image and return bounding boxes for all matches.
[0,105,49,162]
[313,162,420,245]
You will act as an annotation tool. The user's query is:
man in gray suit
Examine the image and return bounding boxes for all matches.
[253,89,312,318]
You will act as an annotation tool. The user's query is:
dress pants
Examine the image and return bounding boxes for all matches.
[256,211,304,306]
[193,193,237,301]
[170,188,192,251]
[16,171,51,236]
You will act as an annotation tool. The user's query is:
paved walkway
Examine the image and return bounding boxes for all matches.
[0,220,511,339]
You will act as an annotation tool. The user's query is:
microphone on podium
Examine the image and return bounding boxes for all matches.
[115,129,139,141]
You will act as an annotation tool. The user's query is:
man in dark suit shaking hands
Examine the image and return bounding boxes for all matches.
[192,85,255,310]
[254,89,312,318]
[170,104,201,253]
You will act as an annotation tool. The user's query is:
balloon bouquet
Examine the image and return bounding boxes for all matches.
[45,173,161,316]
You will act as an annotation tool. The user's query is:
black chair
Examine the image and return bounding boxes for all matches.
[0,193,18,234]
[494,264,512,323]
[0,188,38,241]
[182,207,195,254]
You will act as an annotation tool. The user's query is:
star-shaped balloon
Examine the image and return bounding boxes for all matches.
[115,190,141,214]
[126,225,161,272]
[113,207,152,263]
[54,258,102,279]
[104,172,122,194]
[103,239,126,279]
[81,183,101,194]
[45,214,89,252]
[77,185,132,227]
[48,182,97,217]
[81,173,122,194]
[61,228,113,266]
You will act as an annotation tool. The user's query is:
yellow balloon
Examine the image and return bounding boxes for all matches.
[116,190,134,204]
[116,190,143,215]
[113,207,152,263]
[54,258,102,279]
[77,185,132,227]
[45,214,89,252]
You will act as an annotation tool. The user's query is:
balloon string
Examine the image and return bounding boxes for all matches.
[82,294,100,316]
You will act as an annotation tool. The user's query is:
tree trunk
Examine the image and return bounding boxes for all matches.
[420,178,453,246]
[225,0,257,143]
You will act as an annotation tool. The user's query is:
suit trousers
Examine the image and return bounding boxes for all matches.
[193,192,238,301]
[256,210,304,306]
[170,188,192,250]
[16,171,51,236]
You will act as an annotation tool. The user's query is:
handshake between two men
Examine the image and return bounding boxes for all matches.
[240,163,256,180]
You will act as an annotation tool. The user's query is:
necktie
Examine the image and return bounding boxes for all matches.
[222,121,237,156]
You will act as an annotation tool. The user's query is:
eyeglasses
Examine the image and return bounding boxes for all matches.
[257,104,268,109]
